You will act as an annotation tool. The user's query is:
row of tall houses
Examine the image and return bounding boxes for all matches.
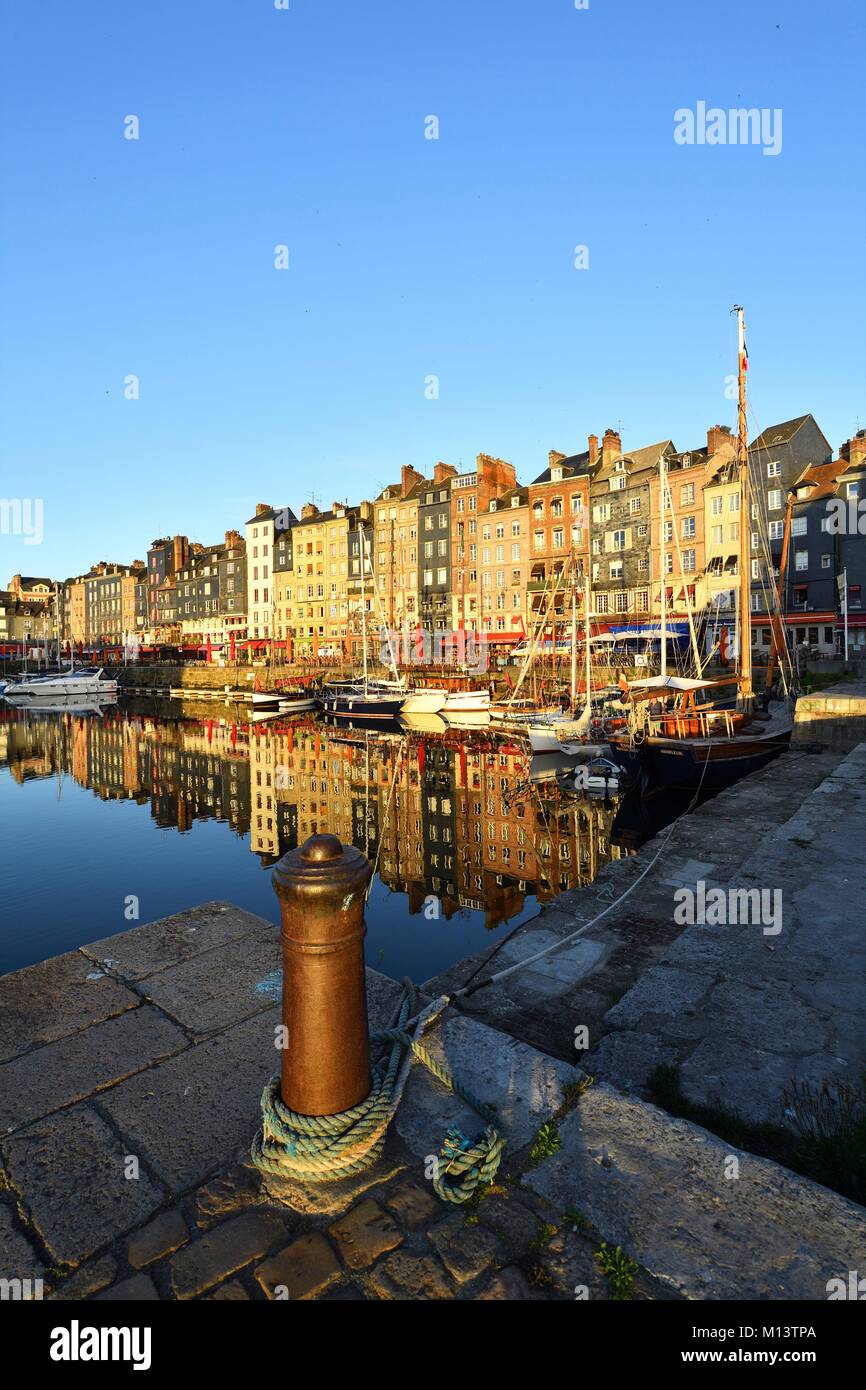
[13,417,866,657]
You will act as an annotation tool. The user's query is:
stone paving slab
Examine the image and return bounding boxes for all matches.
[134,933,281,1036]
[0,1204,46,1290]
[0,1005,189,1132]
[0,950,139,1064]
[96,1007,281,1195]
[2,1102,166,1266]
[526,1082,866,1301]
[588,743,866,1125]
[395,1012,575,1166]
[82,903,277,983]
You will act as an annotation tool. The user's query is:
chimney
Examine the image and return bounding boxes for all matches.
[401,464,424,498]
[847,430,866,467]
[706,423,734,457]
[601,428,621,467]
[224,529,241,549]
[548,450,567,469]
[301,503,319,520]
[255,502,271,517]
[588,434,599,467]
[433,462,457,484]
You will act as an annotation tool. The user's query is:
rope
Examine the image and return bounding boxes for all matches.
[251,980,504,1204]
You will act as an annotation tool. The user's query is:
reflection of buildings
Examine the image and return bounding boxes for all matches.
[0,710,628,929]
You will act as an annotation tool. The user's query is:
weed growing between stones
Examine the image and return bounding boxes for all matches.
[529,1122,562,1166]
[530,1222,558,1250]
[595,1242,638,1300]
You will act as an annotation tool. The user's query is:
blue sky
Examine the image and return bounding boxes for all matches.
[1,0,863,579]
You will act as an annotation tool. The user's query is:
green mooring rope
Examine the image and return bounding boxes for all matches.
[251,981,504,1204]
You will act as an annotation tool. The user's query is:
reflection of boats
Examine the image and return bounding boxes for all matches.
[276,691,319,713]
[3,691,117,717]
[561,757,625,795]
[399,711,448,735]
[4,668,119,701]
[442,709,491,729]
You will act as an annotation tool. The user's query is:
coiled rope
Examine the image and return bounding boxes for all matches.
[251,980,504,1204]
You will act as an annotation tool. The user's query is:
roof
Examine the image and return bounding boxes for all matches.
[14,576,52,588]
[592,440,676,486]
[748,415,818,452]
[488,484,529,510]
[245,505,297,528]
[790,456,849,504]
[531,450,592,485]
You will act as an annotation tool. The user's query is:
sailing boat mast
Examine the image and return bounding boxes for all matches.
[734,305,752,700]
[359,520,369,691]
[659,451,668,679]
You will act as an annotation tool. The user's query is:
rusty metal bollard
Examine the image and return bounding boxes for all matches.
[272,832,372,1117]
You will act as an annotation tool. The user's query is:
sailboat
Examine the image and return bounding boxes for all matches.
[526,549,607,756]
[322,522,406,720]
[607,306,794,791]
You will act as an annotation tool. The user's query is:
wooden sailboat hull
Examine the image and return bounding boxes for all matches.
[608,724,792,792]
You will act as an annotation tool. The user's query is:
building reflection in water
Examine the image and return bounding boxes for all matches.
[0,703,634,933]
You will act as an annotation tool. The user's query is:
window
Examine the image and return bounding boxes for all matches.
[751,559,760,580]
[821,554,831,569]
[629,497,641,513]
[609,560,623,580]
[768,521,784,540]
[609,475,626,491]
[552,527,564,549]
[711,496,723,516]
[682,549,696,572]
[768,489,783,511]
[791,517,807,537]
[663,521,673,543]
[711,525,723,544]
[680,483,695,505]
[767,461,781,477]
[611,530,626,550]
[729,493,740,512]
[795,550,809,571]
[533,530,544,551]
[681,515,696,539]
[614,591,629,612]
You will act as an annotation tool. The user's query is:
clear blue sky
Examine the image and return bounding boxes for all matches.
[1,0,863,579]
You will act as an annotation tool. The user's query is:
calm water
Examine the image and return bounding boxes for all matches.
[0,698,650,981]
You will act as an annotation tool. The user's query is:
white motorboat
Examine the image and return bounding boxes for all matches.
[400,687,447,714]
[3,668,119,702]
[442,689,491,715]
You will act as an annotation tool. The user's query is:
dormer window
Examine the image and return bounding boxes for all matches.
[511,496,520,508]
[551,466,563,482]
[615,458,626,473]
[490,500,497,511]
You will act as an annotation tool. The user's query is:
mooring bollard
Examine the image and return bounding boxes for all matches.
[272,832,372,1117]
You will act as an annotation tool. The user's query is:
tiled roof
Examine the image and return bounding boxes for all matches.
[748,416,812,451]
